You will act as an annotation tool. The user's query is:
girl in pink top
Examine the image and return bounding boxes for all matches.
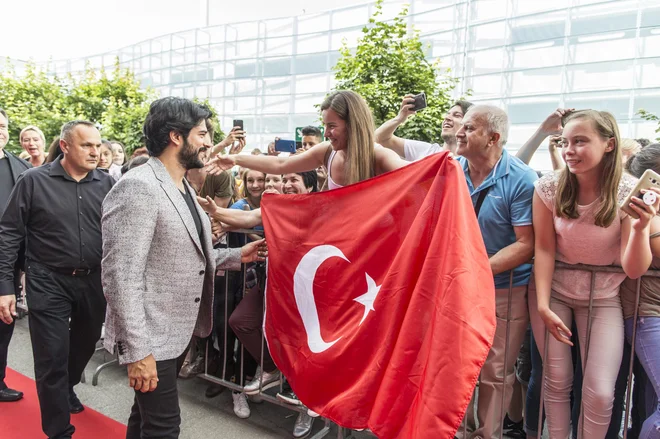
[531,110,660,439]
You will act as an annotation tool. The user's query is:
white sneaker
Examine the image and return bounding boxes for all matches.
[307,408,320,418]
[232,392,250,419]
[243,368,281,395]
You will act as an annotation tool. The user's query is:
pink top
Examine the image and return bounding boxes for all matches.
[535,172,636,300]
[326,150,343,190]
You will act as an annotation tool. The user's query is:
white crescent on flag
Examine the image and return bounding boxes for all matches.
[293,245,382,354]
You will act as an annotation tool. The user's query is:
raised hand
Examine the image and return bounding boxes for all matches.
[548,135,563,150]
[267,137,281,156]
[228,136,246,155]
[539,108,575,137]
[395,94,417,124]
[629,187,660,231]
[205,154,236,175]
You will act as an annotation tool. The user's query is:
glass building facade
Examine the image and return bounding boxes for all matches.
[11,0,660,170]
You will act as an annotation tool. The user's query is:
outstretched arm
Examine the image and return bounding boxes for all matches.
[206,142,329,176]
[197,196,263,228]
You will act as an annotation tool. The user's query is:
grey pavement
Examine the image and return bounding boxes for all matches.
[7,316,365,439]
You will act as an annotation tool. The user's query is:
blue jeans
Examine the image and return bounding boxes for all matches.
[626,317,660,439]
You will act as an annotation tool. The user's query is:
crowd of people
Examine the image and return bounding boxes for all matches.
[0,87,659,439]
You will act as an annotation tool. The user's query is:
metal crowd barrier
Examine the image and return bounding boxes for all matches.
[200,229,337,439]
[454,262,660,439]
[535,262,660,439]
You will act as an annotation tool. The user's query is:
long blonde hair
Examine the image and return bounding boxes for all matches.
[320,90,375,185]
[555,110,622,227]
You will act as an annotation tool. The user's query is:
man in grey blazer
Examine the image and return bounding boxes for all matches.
[102,97,266,438]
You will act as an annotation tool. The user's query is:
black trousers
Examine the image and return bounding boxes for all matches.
[25,262,106,439]
[126,358,181,439]
[0,265,21,390]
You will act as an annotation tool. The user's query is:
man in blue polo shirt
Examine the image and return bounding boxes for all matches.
[453,105,537,439]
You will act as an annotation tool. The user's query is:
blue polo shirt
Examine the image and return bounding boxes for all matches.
[456,149,537,289]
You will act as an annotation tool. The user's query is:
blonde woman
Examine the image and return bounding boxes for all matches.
[531,110,659,438]
[621,138,642,167]
[19,125,46,167]
[206,90,407,185]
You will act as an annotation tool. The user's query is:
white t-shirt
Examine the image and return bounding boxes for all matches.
[403,139,443,161]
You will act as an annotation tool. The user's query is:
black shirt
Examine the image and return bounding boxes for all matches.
[181,185,203,241]
[0,156,13,218]
[0,157,115,294]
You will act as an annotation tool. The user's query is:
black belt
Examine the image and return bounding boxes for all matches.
[48,266,99,277]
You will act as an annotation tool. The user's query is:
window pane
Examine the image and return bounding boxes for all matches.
[295,73,327,94]
[467,48,504,75]
[510,67,563,96]
[571,32,636,64]
[468,74,503,99]
[570,1,638,37]
[469,0,508,22]
[263,58,291,77]
[264,37,294,57]
[511,40,564,69]
[298,14,330,35]
[294,53,328,74]
[509,10,566,46]
[469,21,507,51]
[507,98,559,124]
[297,34,330,55]
[564,91,631,120]
[263,18,294,38]
[566,61,634,92]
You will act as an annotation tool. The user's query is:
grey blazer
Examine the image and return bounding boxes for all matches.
[101,157,242,365]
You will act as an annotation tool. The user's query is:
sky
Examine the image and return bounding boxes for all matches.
[2,0,360,61]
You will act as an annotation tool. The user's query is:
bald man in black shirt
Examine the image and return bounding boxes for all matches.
[0,120,114,439]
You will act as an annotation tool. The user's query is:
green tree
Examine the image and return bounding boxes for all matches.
[193,97,226,145]
[0,58,156,155]
[331,0,460,144]
[638,109,660,142]
[0,61,69,153]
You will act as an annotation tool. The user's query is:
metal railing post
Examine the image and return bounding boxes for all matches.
[498,271,515,439]
[577,271,597,439]
[537,328,549,438]
[622,277,642,439]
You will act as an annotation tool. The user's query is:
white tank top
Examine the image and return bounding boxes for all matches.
[326,150,343,190]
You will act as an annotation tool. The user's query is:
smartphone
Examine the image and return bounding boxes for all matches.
[275,139,297,153]
[620,169,660,218]
[232,119,244,131]
[412,92,427,112]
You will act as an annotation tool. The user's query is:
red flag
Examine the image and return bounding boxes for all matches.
[261,152,496,439]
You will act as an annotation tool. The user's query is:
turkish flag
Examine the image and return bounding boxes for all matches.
[261,152,496,439]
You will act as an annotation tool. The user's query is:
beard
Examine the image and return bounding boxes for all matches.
[177,138,205,170]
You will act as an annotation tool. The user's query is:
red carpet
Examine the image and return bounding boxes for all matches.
[0,368,127,438]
